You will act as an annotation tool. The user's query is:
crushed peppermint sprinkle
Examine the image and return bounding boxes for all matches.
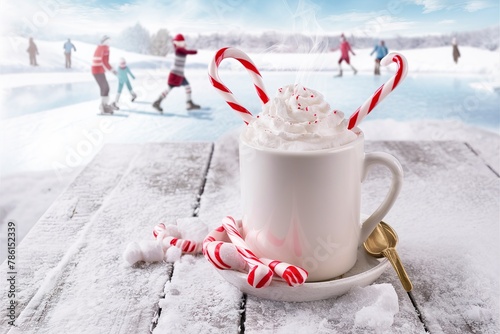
[243,84,357,151]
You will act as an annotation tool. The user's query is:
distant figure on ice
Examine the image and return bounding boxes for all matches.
[112,57,137,109]
[336,34,357,77]
[452,38,461,64]
[91,35,117,114]
[63,38,77,69]
[152,33,200,113]
[27,37,39,66]
[370,40,388,75]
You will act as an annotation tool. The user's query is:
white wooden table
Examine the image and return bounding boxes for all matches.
[1,138,498,333]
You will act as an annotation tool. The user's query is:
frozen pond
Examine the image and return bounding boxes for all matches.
[1,81,100,119]
[325,73,499,129]
[1,70,499,176]
[231,71,500,130]
[2,71,499,128]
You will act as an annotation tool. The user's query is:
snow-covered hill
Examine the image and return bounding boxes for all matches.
[1,36,499,76]
[0,36,170,73]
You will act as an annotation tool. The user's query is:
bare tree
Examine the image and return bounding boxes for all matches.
[116,23,151,54]
[150,28,171,56]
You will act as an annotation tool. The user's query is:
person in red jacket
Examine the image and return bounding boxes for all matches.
[92,35,117,114]
[336,34,357,77]
[153,34,200,112]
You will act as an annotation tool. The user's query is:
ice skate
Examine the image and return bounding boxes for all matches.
[353,68,358,75]
[335,70,343,77]
[131,92,137,102]
[186,100,201,110]
[99,103,114,115]
[152,98,163,113]
[113,93,121,110]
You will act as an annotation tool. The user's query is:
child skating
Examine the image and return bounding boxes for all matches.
[112,58,137,109]
[153,33,200,113]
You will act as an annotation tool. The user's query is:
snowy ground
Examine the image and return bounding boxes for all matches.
[0,37,499,262]
[2,36,499,75]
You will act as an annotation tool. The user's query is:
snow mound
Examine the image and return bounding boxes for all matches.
[353,284,400,331]
[165,245,182,263]
[176,217,209,244]
[315,284,399,333]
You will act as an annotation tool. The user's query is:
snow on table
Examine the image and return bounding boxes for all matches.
[1,139,498,333]
[0,143,213,333]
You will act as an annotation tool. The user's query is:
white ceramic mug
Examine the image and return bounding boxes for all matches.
[239,130,403,282]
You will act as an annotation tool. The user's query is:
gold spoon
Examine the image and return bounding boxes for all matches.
[364,222,429,331]
[363,221,413,292]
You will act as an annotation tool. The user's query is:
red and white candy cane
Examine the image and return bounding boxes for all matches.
[153,223,199,254]
[260,258,308,287]
[208,47,269,125]
[348,52,408,130]
[203,226,246,271]
[222,216,274,289]
[162,236,199,253]
[153,223,167,239]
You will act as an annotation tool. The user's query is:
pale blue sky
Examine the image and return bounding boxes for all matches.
[2,0,498,37]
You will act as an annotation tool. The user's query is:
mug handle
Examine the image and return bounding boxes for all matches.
[359,152,404,245]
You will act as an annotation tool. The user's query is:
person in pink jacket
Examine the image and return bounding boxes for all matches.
[153,34,200,112]
[336,34,357,77]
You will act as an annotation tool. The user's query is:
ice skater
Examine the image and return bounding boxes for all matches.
[91,35,117,114]
[452,38,461,64]
[336,34,357,77]
[152,33,200,113]
[27,37,39,66]
[63,38,76,69]
[370,40,388,75]
[112,58,137,109]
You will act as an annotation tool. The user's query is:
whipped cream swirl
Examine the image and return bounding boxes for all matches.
[242,84,357,151]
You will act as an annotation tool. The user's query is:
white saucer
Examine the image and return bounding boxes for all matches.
[214,214,390,302]
[217,247,389,302]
